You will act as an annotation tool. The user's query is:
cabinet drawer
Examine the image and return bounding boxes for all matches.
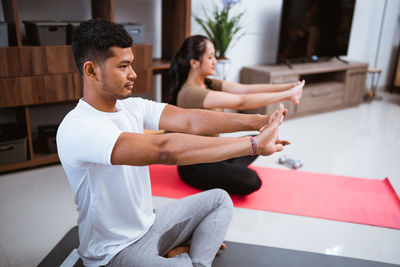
[270,74,299,84]
[296,82,344,114]
[0,74,78,107]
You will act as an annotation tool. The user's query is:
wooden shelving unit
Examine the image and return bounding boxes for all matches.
[0,0,191,173]
[152,58,171,74]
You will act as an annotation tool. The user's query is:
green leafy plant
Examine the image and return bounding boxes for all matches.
[194,1,246,59]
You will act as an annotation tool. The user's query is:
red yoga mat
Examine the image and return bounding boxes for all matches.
[149,165,400,229]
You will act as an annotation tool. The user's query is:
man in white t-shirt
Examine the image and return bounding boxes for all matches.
[57,18,290,267]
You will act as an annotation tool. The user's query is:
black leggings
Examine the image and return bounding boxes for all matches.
[178,155,261,196]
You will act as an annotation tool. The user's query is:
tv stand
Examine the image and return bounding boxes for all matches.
[240,59,368,118]
[282,60,293,69]
[336,56,349,64]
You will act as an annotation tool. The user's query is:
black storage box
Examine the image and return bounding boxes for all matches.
[65,21,81,44]
[0,22,8,47]
[23,21,68,45]
[0,123,27,165]
[120,23,144,44]
[38,125,59,154]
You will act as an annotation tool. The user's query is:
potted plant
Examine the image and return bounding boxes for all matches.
[194,0,246,60]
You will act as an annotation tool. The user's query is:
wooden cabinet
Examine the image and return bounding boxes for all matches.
[240,59,368,118]
[0,0,191,172]
[394,48,400,90]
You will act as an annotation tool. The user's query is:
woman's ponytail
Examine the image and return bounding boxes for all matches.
[168,35,209,105]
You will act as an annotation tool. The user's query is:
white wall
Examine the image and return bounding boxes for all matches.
[346,0,400,91]
[192,0,283,82]
[191,0,400,91]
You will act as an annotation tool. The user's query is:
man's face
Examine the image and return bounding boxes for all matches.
[98,46,137,100]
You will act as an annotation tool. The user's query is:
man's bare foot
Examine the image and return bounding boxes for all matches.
[166,246,190,258]
[289,80,305,105]
[167,243,226,258]
[220,242,227,250]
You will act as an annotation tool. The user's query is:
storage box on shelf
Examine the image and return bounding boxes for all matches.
[0,22,8,47]
[0,123,27,165]
[240,59,368,118]
[120,23,145,44]
[38,124,59,154]
[0,138,27,165]
[23,21,68,45]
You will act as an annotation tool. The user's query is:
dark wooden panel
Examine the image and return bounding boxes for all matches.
[131,44,152,93]
[394,51,400,88]
[133,70,152,94]
[162,0,191,60]
[91,0,114,21]
[132,44,152,69]
[161,73,171,103]
[0,74,78,107]
[1,0,22,46]
[0,46,78,78]
[73,73,83,99]
[152,58,170,73]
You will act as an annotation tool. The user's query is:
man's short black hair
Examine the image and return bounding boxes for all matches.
[72,18,133,75]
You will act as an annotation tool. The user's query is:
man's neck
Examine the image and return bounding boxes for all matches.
[83,88,117,113]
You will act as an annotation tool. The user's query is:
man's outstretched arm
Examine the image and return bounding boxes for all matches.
[158,104,279,136]
[111,105,289,166]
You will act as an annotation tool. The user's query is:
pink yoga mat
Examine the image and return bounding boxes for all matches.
[149,165,400,229]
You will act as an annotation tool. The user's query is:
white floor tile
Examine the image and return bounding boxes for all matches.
[0,242,10,267]
[0,165,77,267]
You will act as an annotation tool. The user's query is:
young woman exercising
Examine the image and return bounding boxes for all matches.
[169,35,304,195]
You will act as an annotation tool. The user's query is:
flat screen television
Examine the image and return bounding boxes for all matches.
[277,0,356,64]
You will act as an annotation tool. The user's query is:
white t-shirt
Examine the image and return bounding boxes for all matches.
[56,98,166,267]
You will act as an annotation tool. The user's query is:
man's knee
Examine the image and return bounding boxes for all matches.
[208,188,234,211]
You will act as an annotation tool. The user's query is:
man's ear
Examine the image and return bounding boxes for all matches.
[83,61,99,81]
[189,59,200,68]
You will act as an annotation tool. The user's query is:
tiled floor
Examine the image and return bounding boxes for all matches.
[0,92,399,267]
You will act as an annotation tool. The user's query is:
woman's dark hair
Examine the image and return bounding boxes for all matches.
[72,18,133,75]
[169,35,210,105]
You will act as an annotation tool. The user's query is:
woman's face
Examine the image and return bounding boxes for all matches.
[199,40,217,76]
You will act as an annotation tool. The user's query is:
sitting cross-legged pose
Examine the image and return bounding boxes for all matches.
[57,19,290,267]
[169,35,304,196]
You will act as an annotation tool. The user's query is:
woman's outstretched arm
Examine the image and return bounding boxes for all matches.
[203,80,304,110]
[222,80,304,94]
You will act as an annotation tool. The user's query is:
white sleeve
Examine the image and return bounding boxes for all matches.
[57,116,122,168]
[124,98,167,130]
[142,99,167,130]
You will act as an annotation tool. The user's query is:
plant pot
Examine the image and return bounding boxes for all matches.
[216,58,231,80]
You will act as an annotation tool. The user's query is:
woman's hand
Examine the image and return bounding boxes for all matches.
[289,80,305,105]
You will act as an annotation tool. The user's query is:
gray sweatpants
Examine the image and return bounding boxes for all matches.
[107,189,234,267]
